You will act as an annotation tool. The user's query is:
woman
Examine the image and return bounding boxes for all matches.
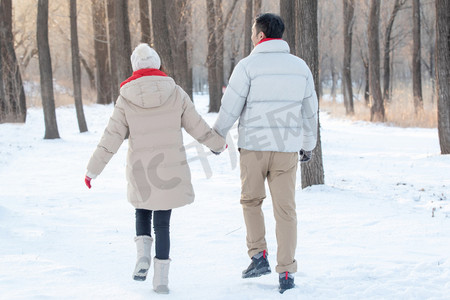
[84,43,226,294]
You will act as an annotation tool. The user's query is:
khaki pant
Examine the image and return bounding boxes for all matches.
[239,148,298,273]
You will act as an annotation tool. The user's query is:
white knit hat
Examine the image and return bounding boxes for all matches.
[130,43,161,71]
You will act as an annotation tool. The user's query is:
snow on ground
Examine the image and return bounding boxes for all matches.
[0,94,449,299]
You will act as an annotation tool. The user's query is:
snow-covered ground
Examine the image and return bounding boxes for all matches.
[0,94,449,299]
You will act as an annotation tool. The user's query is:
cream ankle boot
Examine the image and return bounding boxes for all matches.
[153,258,171,294]
[133,235,153,281]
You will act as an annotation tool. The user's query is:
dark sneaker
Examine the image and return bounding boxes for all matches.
[242,250,271,278]
[279,272,295,294]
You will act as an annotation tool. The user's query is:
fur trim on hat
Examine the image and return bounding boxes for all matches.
[131,43,161,72]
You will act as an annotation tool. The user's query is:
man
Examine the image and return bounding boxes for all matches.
[213,13,318,293]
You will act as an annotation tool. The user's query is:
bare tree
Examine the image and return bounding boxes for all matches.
[215,0,239,97]
[368,0,384,122]
[382,0,406,103]
[106,0,119,101]
[168,0,192,99]
[206,0,220,112]
[362,53,370,106]
[139,0,151,44]
[115,0,132,83]
[37,0,59,139]
[0,0,26,123]
[343,0,355,114]
[151,0,175,77]
[70,0,88,133]
[80,52,96,90]
[412,0,423,112]
[92,0,112,104]
[0,37,5,115]
[296,0,325,188]
[243,0,253,57]
[253,0,262,16]
[436,0,450,154]
[280,0,296,54]
[421,2,436,104]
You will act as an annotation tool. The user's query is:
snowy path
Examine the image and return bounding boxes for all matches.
[1,95,449,299]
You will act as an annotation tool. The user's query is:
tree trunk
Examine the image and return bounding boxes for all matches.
[296,0,325,188]
[364,58,370,106]
[253,0,262,16]
[436,0,450,154]
[0,0,26,123]
[214,0,225,96]
[330,56,337,103]
[151,0,175,77]
[70,0,88,133]
[0,32,5,117]
[383,0,405,103]
[139,0,151,44]
[216,0,239,91]
[92,0,112,104]
[243,0,253,57]
[106,0,119,101]
[280,0,296,54]
[412,0,423,113]
[368,0,384,122]
[206,0,220,112]
[37,0,59,139]
[169,0,192,99]
[343,0,354,114]
[115,0,132,83]
[79,52,96,90]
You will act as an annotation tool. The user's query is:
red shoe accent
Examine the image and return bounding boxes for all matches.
[263,250,266,259]
[285,272,288,280]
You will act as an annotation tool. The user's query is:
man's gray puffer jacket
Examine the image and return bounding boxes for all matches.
[213,39,318,152]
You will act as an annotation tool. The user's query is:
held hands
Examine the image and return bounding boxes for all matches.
[299,149,313,163]
[211,144,228,155]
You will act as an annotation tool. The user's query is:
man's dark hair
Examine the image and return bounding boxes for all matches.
[254,13,285,39]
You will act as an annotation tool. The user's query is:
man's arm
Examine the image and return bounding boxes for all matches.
[213,61,250,138]
[301,68,319,151]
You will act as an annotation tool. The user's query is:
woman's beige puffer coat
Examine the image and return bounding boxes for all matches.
[86,75,225,210]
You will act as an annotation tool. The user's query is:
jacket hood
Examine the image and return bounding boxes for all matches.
[119,76,176,108]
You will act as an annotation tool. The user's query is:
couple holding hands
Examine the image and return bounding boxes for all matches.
[85,13,318,294]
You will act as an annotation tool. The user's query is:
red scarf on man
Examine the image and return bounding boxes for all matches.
[256,38,283,46]
[120,68,167,88]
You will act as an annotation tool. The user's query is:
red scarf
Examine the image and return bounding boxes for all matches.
[256,38,283,46]
[120,68,167,88]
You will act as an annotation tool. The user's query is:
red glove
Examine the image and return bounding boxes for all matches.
[85,176,92,189]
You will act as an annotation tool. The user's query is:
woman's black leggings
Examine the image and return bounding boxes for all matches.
[135,209,171,260]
